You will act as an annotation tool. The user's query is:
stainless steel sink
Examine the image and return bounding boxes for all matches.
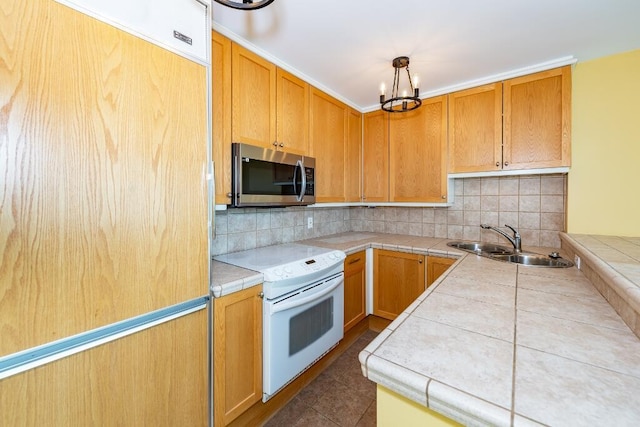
[489,253,574,268]
[447,241,574,268]
[446,241,514,255]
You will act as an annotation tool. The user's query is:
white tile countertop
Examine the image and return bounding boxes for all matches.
[210,231,640,426]
[356,233,640,426]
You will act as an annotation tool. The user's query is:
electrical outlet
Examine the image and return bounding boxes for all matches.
[307,217,313,229]
[574,254,581,270]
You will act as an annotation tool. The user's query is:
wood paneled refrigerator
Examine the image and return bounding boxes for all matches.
[0,0,213,425]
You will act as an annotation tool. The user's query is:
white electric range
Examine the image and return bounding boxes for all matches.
[214,243,346,401]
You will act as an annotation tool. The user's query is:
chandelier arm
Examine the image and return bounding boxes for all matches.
[213,0,276,10]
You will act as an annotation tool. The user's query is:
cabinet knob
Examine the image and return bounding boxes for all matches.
[495,162,500,167]
[418,259,423,264]
[441,195,446,199]
[279,142,284,148]
[226,192,232,198]
[258,292,264,299]
[504,161,509,167]
[272,141,278,147]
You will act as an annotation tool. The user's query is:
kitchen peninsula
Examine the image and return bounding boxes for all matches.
[211,231,640,426]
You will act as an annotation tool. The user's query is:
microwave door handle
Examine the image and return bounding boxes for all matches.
[296,160,305,202]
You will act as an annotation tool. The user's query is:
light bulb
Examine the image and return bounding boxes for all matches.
[380,82,386,95]
[413,74,420,89]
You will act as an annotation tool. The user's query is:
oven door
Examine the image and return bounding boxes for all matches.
[262,272,344,401]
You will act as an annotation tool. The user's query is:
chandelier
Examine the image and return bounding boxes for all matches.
[379,56,422,113]
[213,0,275,10]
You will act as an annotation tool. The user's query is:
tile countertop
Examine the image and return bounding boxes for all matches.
[210,231,640,426]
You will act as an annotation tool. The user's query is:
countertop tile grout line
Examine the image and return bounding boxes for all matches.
[510,265,520,427]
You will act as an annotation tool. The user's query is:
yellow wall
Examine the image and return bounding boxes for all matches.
[568,49,640,236]
[377,385,462,427]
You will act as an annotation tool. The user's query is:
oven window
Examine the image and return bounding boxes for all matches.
[289,297,334,356]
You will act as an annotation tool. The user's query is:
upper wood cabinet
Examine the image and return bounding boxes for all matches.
[389,95,448,202]
[276,68,310,155]
[503,66,571,170]
[345,108,363,202]
[309,87,348,203]
[362,110,389,202]
[449,66,571,174]
[448,83,503,173]
[231,43,277,149]
[212,32,232,204]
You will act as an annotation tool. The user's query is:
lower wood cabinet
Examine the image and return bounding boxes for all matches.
[213,286,263,426]
[343,251,366,332]
[373,249,426,320]
[426,256,456,287]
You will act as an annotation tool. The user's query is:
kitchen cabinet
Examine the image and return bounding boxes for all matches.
[503,66,571,169]
[373,250,426,320]
[276,68,310,155]
[343,251,366,332]
[310,87,349,202]
[231,43,277,149]
[212,31,233,205]
[389,95,448,202]
[448,83,503,173]
[345,108,363,202]
[0,0,208,356]
[0,309,208,426]
[449,66,571,173]
[362,110,390,202]
[426,256,456,287]
[213,34,315,204]
[363,96,448,203]
[213,286,263,426]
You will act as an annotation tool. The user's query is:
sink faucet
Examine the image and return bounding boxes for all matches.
[480,224,522,252]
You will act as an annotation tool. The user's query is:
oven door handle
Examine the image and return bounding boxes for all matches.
[269,276,342,314]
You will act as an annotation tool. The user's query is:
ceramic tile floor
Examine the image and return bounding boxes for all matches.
[264,330,379,427]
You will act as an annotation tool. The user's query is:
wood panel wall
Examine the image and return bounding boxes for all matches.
[0,0,208,356]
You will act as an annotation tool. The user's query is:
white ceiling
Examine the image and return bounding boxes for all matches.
[211,0,640,112]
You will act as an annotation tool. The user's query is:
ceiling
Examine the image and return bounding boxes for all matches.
[211,0,640,112]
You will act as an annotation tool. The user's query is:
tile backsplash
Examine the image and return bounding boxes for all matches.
[211,174,567,255]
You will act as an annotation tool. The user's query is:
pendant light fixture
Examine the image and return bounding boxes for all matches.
[379,56,422,113]
[213,0,275,10]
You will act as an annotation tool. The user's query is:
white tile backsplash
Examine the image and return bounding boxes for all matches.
[211,175,568,255]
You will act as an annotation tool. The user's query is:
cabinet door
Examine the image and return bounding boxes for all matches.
[1,0,208,355]
[503,66,571,170]
[0,309,208,426]
[345,108,363,202]
[426,256,456,287]
[389,95,448,202]
[212,31,232,205]
[310,88,348,202]
[362,110,389,202]
[231,44,276,148]
[214,286,263,426]
[448,83,503,173]
[344,251,366,332]
[373,250,425,320]
[276,68,309,155]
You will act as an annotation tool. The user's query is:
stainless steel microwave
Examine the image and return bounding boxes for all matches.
[231,143,315,207]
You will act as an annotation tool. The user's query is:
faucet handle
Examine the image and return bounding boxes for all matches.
[504,224,520,237]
